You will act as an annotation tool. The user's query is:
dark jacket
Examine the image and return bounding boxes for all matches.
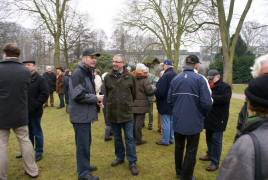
[167,66,213,135]
[204,79,232,132]
[64,75,70,104]
[155,67,177,115]
[217,118,268,180]
[132,70,155,114]
[56,73,64,94]
[69,62,98,123]
[28,72,49,118]
[104,69,136,124]
[43,71,56,93]
[0,59,31,129]
[234,101,248,142]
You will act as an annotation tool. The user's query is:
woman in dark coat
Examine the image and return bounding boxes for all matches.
[64,70,71,112]
[132,64,155,145]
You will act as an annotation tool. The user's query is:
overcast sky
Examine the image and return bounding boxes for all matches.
[14,0,268,50]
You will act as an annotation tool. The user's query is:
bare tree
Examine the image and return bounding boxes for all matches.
[122,0,211,71]
[211,0,253,85]
[15,0,69,68]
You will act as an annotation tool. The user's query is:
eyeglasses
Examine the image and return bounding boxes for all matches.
[112,61,123,63]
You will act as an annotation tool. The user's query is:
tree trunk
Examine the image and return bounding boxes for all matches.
[64,48,69,68]
[54,35,60,68]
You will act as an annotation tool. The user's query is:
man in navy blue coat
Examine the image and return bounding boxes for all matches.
[168,55,212,180]
[155,60,177,146]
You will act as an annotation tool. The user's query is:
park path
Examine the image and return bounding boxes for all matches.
[232,93,245,100]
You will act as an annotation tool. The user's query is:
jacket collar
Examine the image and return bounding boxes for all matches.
[183,66,194,72]
[241,117,268,135]
[78,62,94,75]
[0,58,21,64]
[164,67,174,74]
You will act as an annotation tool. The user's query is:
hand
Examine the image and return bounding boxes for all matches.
[97,95,104,102]
[98,102,104,108]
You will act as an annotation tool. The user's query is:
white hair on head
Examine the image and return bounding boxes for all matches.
[46,65,51,70]
[251,54,268,78]
[136,63,147,72]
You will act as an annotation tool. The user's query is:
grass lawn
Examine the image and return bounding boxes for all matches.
[7,98,244,180]
[232,84,247,94]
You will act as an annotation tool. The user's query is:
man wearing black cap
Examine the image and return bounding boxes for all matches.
[168,55,212,180]
[217,75,268,180]
[69,48,103,180]
[0,43,39,179]
[18,60,49,161]
[199,69,232,171]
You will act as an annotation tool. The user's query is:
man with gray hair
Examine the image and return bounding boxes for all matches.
[43,65,56,107]
[234,53,268,141]
[104,54,139,176]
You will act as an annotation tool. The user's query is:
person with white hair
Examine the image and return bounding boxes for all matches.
[43,65,56,107]
[234,53,268,141]
[132,63,155,145]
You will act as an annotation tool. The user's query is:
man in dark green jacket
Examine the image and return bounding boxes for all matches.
[104,54,139,176]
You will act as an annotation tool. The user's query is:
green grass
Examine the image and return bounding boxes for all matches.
[232,84,247,94]
[7,97,244,180]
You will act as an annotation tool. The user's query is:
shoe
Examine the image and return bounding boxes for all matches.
[136,140,147,146]
[78,174,99,180]
[51,104,54,107]
[16,154,22,158]
[206,164,218,171]
[169,141,174,144]
[111,159,124,167]
[104,137,112,141]
[130,166,139,176]
[25,171,38,178]
[156,141,168,146]
[43,104,48,108]
[89,165,97,172]
[35,154,42,162]
[199,155,211,161]
[148,126,152,130]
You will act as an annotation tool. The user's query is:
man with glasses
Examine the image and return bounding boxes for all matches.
[104,54,139,176]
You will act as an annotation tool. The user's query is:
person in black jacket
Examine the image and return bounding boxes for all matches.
[43,65,56,107]
[199,69,232,171]
[16,60,49,162]
[64,70,71,113]
[155,60,177,146]
[0,43,38,179]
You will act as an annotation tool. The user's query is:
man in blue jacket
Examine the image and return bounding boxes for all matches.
[155,60,177,146]
[168,55,212,180]
[69,49,103,180]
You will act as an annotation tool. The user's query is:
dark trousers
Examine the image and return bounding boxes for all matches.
[28,117,43,155]
[133,114,145,143]
[147,102,153,128]
[175,132,200,180]
[111,121,137,167]
[206,130,223,167]
[103,106,112,139]
[73,123,92,178]
[45,92,54,106]
[58,93,65,108]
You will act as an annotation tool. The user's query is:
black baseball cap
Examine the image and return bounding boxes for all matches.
[185,55,201,64]
[22,59,35,64]
[82,48,100,57]
[207,69,220,79]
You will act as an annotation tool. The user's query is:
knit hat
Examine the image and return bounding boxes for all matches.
[245,74,268,107]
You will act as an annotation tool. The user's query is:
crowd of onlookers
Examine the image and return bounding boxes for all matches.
[1,43,268,180]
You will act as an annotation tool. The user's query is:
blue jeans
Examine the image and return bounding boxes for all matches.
[28,117,43,155]
[58,93,65,107]
[206,130,223,167]
[73,123,92,178]
[111,121,137,167]
[161,114,174,144]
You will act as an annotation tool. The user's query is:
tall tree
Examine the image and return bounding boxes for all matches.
[212,0,253,85]
[16,0,69,68]
[122,0,208,71]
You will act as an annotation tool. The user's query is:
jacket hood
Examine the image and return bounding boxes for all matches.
[242,117,268,135]
[133,70,146,79]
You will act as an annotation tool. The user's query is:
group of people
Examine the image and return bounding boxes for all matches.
[0,42,268,180]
